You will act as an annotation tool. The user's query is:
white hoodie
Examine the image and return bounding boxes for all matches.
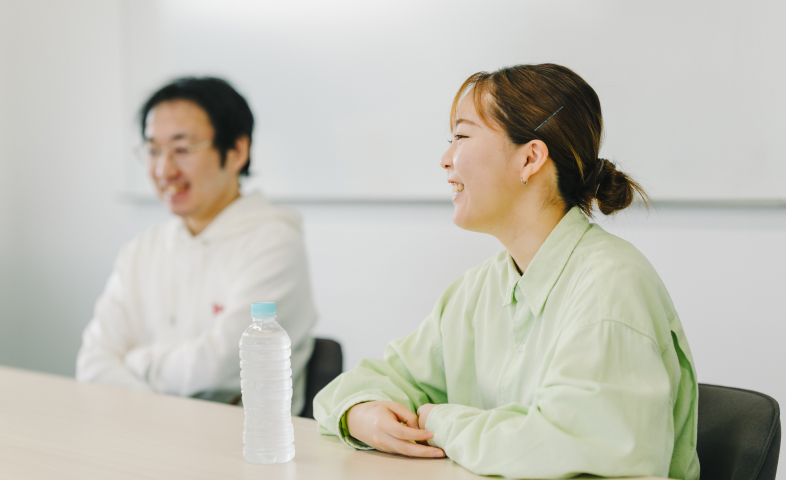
[76,192,317,414]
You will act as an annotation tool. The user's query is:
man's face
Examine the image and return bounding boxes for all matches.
[144,100,238,223]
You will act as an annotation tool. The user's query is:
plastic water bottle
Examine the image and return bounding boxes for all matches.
[240,302,295,464]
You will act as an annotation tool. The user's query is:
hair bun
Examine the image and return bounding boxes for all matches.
[594,158,645,215]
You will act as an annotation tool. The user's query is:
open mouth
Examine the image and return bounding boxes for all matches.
[450,182,464,194]
[163,183,189,200]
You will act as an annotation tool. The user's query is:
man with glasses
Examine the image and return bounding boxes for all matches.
[76,77,317,414]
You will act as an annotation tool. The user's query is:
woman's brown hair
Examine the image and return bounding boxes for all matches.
[450,64,648,216]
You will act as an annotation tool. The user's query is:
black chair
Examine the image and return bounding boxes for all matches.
[299,338,343,419]
[217,337,343,411]
[697,383,781,480]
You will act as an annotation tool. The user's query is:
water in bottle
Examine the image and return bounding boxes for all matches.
[240,302,295,464]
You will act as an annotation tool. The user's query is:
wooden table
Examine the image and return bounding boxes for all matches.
[0,366,669,479]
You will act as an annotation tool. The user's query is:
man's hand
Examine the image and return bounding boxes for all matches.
[346,401,445,458]
[417,403,437,431]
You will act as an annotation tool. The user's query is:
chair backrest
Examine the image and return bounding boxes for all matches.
[299,338,343,419]
[697,383,781,480]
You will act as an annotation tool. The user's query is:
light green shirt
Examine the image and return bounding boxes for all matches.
[314,207,699,480]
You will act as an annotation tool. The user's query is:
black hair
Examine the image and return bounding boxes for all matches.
[139,77,254,176]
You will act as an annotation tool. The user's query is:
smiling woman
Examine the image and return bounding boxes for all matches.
[313,64,700,480]
[445,64,648,221]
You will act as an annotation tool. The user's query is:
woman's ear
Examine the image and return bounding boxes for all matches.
[518,140,549,185]
[226,135,250,175]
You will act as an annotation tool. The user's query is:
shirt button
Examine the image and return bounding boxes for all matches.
[518,343,526,352]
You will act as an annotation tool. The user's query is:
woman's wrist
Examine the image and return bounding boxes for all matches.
[417,403,438,430]
[340,402,373,449]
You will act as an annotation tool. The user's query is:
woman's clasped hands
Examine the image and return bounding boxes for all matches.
[346,401,445,458]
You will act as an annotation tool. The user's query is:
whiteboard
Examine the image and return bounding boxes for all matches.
[119,0,786,201]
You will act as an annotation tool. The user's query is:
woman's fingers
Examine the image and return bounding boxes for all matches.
[386,420,433,442]
[346,401,444,458]
[383,434,445,458]
[385,401,419,429]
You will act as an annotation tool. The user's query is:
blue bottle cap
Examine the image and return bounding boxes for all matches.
[251,302,276,318]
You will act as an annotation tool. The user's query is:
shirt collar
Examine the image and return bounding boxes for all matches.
[193,193,255,241]
[502,253,521,308]
[501,206,591,315]
[171,192,262,245]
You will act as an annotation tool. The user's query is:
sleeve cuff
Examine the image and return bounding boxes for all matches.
[331,393,391,450]
[339,408,372,450]
[425,403,476,449]
[424,403,445,447]
[124,345,153,381]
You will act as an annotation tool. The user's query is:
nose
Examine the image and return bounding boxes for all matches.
[440,142,454,170]
[152,151,179,180]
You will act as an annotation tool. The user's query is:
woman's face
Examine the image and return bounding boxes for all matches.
[440,92,524,233]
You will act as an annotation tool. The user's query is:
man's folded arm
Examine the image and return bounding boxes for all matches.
[128,228,316,397]
[76,249,151,391]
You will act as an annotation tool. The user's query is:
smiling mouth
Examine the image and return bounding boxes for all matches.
[450,182,464,194]
[163,184,187,196]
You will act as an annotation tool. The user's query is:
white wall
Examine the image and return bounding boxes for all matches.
[0,1,14,352]
[0,0,783,475]
[0,0,170,371]
[120,0,786,201]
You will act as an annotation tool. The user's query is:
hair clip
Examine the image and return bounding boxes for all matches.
[534,106,564,132]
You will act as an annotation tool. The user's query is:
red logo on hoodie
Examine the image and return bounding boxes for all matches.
[212,303,224,315]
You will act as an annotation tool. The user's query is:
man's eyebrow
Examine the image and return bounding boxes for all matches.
[144,132,191,144]
[170,133,190,141]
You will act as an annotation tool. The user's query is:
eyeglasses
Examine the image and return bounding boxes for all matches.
[134,139,213,168]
